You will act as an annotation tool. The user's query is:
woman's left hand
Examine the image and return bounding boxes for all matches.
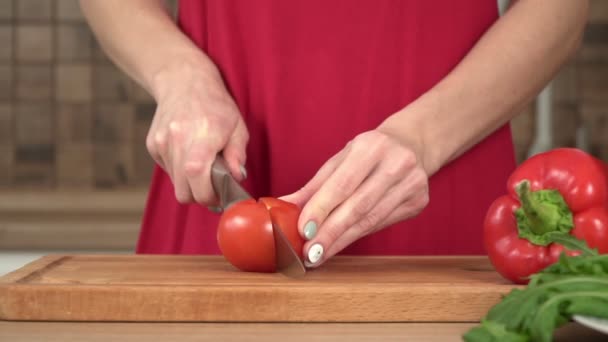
[280,128,430,267]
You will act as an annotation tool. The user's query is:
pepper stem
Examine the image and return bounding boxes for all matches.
[516,180,564,235]
[514,180,574,246]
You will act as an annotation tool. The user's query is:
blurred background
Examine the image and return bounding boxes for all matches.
[0,0,607,275]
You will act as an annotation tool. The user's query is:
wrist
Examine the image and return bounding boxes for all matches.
[376,103,442,176]
[376,114,429,175]
[148,50,222,101]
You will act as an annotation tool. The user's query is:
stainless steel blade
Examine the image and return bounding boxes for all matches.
[272,221,307,278]
[210,156,252,210]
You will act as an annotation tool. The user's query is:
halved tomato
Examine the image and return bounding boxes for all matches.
[216,197,304,272]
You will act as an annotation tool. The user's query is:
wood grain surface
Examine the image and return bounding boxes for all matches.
[0,322,605,342]
[0,254,519,322]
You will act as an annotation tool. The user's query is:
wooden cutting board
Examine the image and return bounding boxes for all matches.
[0,254,519,322]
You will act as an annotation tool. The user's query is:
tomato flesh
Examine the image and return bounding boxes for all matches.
[216,197,304,272]
[266,202,305,261]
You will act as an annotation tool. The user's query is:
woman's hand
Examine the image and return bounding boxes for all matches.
[280,128,430,267]
[80,0,248,207]
[147,59,249,205]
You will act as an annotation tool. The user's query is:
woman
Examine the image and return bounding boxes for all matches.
[80,0,588,267]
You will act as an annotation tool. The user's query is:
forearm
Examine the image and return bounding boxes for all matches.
[80,0,218,98]
[379,0,588,175]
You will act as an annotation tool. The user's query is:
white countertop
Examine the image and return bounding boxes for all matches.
[0,250,130,277]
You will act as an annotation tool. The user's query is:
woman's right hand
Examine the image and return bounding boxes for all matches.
[146,57,249,206]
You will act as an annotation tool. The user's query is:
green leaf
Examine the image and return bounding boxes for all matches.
[529,292,608,342]
[463,254,608,342]
[490,294,547,333]
[528,293,568,342]
[462,320,528,342]
[531,253,608,283]
[566,297,608,318]
[544,232,598,257]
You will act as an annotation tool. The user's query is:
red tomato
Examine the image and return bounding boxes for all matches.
[216,197,304,272]
[217,199,275,272]
[259,197,292,210]
[266,203,305,261]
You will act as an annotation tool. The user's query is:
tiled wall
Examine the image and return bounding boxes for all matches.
[0,0,158,189]
[0,0,606,190]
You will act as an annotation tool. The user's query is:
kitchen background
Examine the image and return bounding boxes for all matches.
[0,0,607,275]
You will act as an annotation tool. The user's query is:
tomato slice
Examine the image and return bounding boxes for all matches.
[216,197,305,272]
[268,204,305,261]
[259,197,299,211]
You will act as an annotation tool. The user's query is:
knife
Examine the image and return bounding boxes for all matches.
[210,156,306,278]
[210,156,252,210]
[271,219,307,278]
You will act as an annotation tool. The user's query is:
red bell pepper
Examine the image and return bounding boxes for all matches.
[484,148,608,284]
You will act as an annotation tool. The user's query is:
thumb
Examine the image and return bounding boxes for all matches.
[222,118,249,182]
[280,149,346,207]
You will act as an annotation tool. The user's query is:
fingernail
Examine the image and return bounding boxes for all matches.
[307,243,324,264]
[303,221,317,240]
[208,206,223,213]
[240,164,247,179]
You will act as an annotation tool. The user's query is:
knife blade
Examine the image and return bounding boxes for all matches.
[210,156,252,210]
[210,156,307,278]
[271,219,307,278]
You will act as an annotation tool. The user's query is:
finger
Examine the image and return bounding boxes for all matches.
[304,175,409,267]
[297,143,380,242]
[320,197,426,267]
[305,168,428,267]
[222,118,249,181]
[154,113,174,176]
[377,187,429,229]
[279,149,347,208]
[146,110,168,172]
[300,158,400,262]
[185,141,218,205]
[168,121,194,203]
[153,131,170,173]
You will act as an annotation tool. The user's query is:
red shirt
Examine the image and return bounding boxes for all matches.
[137,0,516,256]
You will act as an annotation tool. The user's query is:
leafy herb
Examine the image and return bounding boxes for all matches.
[462,253,608,342]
